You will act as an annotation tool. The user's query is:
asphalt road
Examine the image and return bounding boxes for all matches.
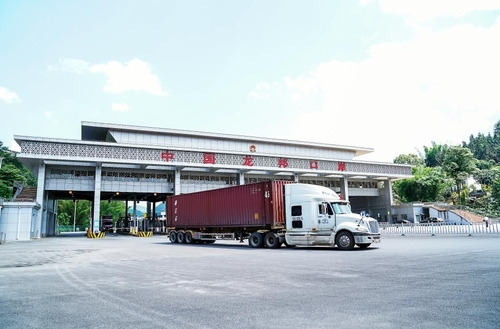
[0,234,499,329]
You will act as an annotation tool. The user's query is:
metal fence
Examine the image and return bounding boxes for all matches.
[57,225,87,233]
[379,221,499,235]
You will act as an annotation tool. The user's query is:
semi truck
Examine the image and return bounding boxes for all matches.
[166,180,381,250]
[101,215,114,233]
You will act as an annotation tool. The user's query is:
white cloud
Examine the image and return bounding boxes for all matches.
[56,58,167,96]
[255,17,500,162]
[57,58,91,74]
[0,86,20,103]
[91,59,167,96]
[375,0,500,22]
[249,82,275,99]
[111,103,131,112]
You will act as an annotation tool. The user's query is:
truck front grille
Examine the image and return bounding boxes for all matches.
[368,220,380,234]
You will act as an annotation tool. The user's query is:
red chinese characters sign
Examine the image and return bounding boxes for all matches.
[161,151,175,162]
[243,156,254,167]
[159,150,347,173]
[278,158,288,168]
[203,153,216,164]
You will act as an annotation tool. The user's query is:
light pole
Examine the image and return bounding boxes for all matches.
[73,200,78,232]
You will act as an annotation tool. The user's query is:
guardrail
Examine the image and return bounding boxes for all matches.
[379,221,499,235]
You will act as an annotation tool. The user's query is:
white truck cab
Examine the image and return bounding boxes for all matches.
[284,183,381,249]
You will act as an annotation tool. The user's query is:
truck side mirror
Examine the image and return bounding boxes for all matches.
[320,203,327,214]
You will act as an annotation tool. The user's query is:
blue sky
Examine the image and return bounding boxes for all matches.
[1,0,499,162]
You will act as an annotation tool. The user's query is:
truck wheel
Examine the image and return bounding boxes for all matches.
[169,231,177,243]
[249,232,264,248]
[336,231,355,250]
[357,243,370,249]
[176,231,185,244]
[185,231,194,244]
[265,232,281,249]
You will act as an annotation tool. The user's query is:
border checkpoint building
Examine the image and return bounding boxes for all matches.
[1,121,412,241]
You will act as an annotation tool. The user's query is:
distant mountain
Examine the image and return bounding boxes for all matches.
[155,203,166,215]
[128,203,166,216]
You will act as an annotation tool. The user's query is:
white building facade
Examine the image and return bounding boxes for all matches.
[8,121,412,239]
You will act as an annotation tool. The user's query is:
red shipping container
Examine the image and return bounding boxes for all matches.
[167,181,291,229]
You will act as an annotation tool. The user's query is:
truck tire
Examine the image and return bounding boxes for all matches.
[336,231,355,250]
[185,231,194,244]
[249,232,264,248]
[176,231,185,244]
[265,232,281,249]
[356,243,371,249]
[169,231,177,243]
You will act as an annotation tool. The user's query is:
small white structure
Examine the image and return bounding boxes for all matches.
[391,203,482,224]
[0,202,41,241]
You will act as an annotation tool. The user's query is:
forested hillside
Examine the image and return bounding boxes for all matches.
[463,120,500,163]
[394,119,500,217]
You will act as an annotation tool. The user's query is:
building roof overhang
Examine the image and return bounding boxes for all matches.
[81,121,374,157]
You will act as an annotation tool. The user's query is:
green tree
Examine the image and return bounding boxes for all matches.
[494,119,500,138]
[474,167,500,187]
[492,178,500,210]
[464,119,500,163]
[57,200,126,229]
[393,166,449,202]
[57,200,92,228]
[393,153,424,166]
[423,142,449,167]
[475,159,496,170]
[442,146,477,202]
[99,201,126,220]
[0,141,37,199]
[57,212,72,226]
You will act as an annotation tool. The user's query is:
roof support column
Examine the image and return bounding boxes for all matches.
[340,177,349,201]
[174,168,181,195]
[40,192,49,237]
[34,163,46,238]
[238,172,245,185]
[92,164,102,232]
[384,179,393,210]
[132,196,137,233]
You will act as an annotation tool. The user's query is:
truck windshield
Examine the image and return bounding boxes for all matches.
[331,202,352,214]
